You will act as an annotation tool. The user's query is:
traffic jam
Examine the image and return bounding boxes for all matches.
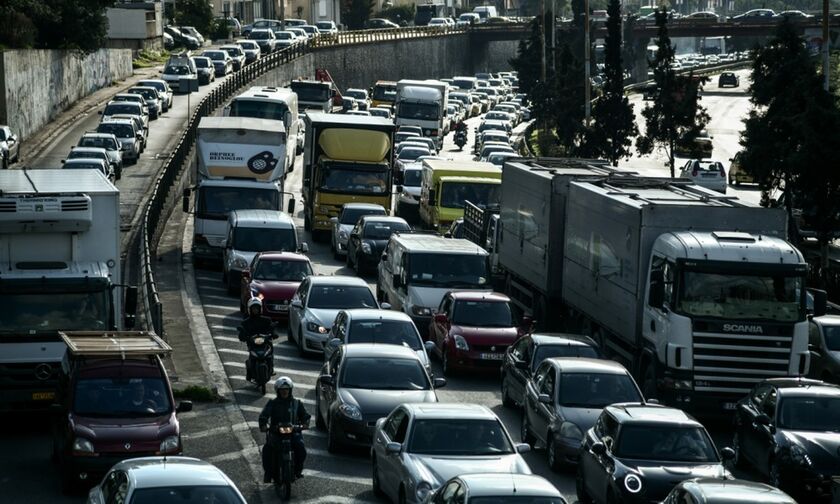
[3,65,839,504]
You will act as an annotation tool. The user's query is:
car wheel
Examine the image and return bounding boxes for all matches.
[327,416,340,453]
[520,412,535,447]
[575,466,593,504]
[501,378,516,408]
[547,435,562,472]
[315,392,326,430]
[371,457,384,497]
[297,325,307,357]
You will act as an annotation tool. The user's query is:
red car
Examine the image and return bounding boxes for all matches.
[240,252,313,321]
[428,291,531,376]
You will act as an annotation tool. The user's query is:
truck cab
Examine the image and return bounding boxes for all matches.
[52,332,192,492]
[290,79,335,112]
[418,159,501,231]
[395,80,448,150]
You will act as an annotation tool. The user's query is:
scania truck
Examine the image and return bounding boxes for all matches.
[0,169,136,411]
[302,112,395,239]
[184,116,294,264]
[489,158,820,417]
[395,80,448,150]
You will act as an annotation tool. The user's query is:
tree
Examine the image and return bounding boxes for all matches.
[343,0,375,30]
[174,0,214,36]
[509,15,543,99]
[583,0,637,165]
[1,0,114,53]
[636,7,709,177]
[740,19,840,273]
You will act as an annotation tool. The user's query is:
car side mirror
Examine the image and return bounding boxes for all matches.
[433,377,447,388]
[291,299,303,309]
[591,441,606,455]
[330,217,339,224]
[300,242,309,253]
[515,443,531,453]
[538,393,551,404]
[720,447,735,461]
[433,313,447,324]
[424,340,436,353]
[319,374,334,386]
[381,302,391,310]
[287,198,296,214]
[124,286,138,329]
[182,188,191,213]
[385,441,402,455]
[809,288,827,317]
[176,401,193,413]
[521,315,533,328]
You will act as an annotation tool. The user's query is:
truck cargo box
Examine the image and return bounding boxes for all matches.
[197,116,287,182]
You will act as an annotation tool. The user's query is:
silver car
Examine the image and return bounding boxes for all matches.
[137,79,173,112]
[330,202,387,258]
[371,403,532,503]
[78,131,125,177]
[429,473,566,503]
[323,309,432,367]
[127,86,162,120]
[87,457,246,504]
[62,157,114,183]
[0,125,20,164]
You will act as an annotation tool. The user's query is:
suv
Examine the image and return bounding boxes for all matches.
[51,332,192,493]
[377,233,491,335]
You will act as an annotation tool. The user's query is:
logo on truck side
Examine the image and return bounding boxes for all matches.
[722,324,763,334]
[247,151,279,175]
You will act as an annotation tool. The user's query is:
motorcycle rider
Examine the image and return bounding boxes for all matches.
[259,377,311,483]
[238,297,275,381]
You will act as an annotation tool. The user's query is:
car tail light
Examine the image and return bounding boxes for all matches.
[718,163,725,177]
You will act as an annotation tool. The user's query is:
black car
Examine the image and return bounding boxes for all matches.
[732,378,840,500]
[315,343,443,452]
[662,478,796,504]
[577,403,734,504]
[521,358,643,471]
[501,333,601,409]
[718,72,739,88]
[346,216,410,275]
[364,18,400,29]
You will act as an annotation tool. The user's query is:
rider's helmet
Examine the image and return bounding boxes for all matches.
[274,376,294,393]
[247,297,263,313]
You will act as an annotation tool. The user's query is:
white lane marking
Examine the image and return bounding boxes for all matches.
[183,425,230,440]
[203,304,239,312]
[294,497,377,504]
[205,313,238,320]
[202,294,239,303]
[211,324,238,332]
[302,469,371,486]
[214,335,241,344]
[218,347,320,367]
[222,361,320,378]
[200,285,229,293]
[229,377,315,391]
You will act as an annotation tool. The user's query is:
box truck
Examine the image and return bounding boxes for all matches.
[395,80,449,150]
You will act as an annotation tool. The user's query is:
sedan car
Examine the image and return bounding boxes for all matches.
[365,18,400,29]
[486,151,518,167]
[136,79,173,112]
[809,315,840,383]
[732,378,840,500]
[679,159,727,193]
[0,125,20,164]
[521,358,643,470]
[330,202,387,259]
[219,45,246,71]
[395,131,422,145]
[346,216,411,275]
[249,28,277,53]
[396,146,432,173]
[191,56,216,85]
[578,403,733,504]
[239,252,313,320]
[429,474,566,503]
[370,107,392,119]
[202,50,234,77]
[316,20,338,33]
[87,457,246,504]
[718,71,739,88]
[79,130,127,175]
[501,333,602,408]
[731,8,776,21]
[235,39,261,64]
[371,403,532,504]
[316,344,443,451]
[126,86,162,120]
[62,158,114,182]
[288,275,380,356]
[65,147,114,178]
[662,478,796,504]
[324,309,434,365]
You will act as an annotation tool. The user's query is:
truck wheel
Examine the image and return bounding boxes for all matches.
[642,362,657,401]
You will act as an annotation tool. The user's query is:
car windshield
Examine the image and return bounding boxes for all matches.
[73,377,171,417]
[823,326,840,351]
[409,419,513,455]
[364,221,410,239]
[69,150,105,160]
[198,187,279,219]
[232,227,297,252]
[307,285,377,309]
[678,271,803,322]
[453,79,475,90]
[471,499,564,504]
[340,207,384,225]
[440,182,501,209]
[615,426,718,462]
[65,162,104,172]
[319,164,389,195]
[340,357,429,390]
[407,253,488,288]
[228,99,289,122]
[193,58,210,68]
[403,169,422,186]
[223,47,242,56]
[129,486,244,504]
[104,103,140,115]
[778,396,840,431]
[398,148,429,161]
[291,82,330,101]
[532,344,599,370]
[346,90,366,100]
[453,300,513,327]
[317,22,333,29]
[347,320,422,349]
[130,89,156,100]
[83,134,120,148]
[397,102,440,121]
[139,81,167,93]
[395,133,420,143]
[253,259,311,281]
[164,65,192,75]
[239,41,258,49]
[204,51,226,60]
[557,373,641,408]
[251,31,271,39]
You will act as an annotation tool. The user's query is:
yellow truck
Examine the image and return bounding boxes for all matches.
[370,80,397,109]
[302,112,395,239]
[418,159,502,231]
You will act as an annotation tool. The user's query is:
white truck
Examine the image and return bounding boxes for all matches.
[493,158,823,417]
[395,80,449,150]
[0,169,136,411]
[184,116,295,265]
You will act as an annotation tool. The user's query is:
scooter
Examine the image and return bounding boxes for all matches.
[267,423,305,500]
[245,333,275,394]
[454,129,467,150]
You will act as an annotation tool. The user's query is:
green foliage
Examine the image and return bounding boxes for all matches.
[377,4,414,25]
[0,0,114,53]
[209,18,231,41]
[344,0,376,29]
[636,8,709,177]
[132,48,170,69]
[174,0,214,36]
[509,16,543,98]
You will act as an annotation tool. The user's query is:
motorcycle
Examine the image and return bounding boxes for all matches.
[454,129,467,150]
[246,333,275,394]
[266,424,304,500]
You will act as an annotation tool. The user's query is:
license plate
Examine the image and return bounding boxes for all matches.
[722,402,736,411]
[32,391,55,401]
[270,304,288,312]
[480,353,504,360]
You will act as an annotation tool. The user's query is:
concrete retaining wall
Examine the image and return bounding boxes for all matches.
[0,48,133,140]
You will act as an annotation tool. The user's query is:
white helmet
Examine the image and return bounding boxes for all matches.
[274,376,294,392]
[247,297,262,311]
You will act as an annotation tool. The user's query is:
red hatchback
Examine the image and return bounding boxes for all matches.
[240,252,313,321]
[428,291,531,376]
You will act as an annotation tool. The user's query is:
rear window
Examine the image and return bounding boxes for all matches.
[104,103,140,116]
[97,123,133,139]
[193,58,210,68]
[82,134,120,149]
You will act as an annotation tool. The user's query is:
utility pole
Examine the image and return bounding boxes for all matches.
[540,0,547,83]
[551,0,556,74]
[584,0,591,123]
[280,0,286,30]
[823,0,830,91]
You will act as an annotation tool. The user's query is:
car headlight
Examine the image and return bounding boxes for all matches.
[72,437,95,454]
[339,229,348,239]
[338,403,362,421]
[624,474,642,494]
[233,257,248,269]
[415,481,433,501]
[411,305,431,317]
[789,444,812,467]
[306,321,329,334]
[361,242,372,254]
[453,334,469,351]
[159,435,180,454]
[559,421,583,441]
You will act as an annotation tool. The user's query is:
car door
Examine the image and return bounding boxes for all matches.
[320,348,342,426]
[507,336,531,404]
[524,362,551,440]
[738,383,771,466]
[754,387,778,476]
[533,365,557,442]
[289,278,309,342]
[325,312,346,357]
[378,408,409,499]
[586,413,619,503]
[432,295,453,348]
[809,321,824,377]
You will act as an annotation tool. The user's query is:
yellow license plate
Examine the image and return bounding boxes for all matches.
[32,391,55,401]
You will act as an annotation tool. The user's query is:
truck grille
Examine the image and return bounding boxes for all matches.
[693,331,792,394]
[0,362,59,387]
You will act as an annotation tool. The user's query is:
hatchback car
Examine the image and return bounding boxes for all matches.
[126,86,162,120]
[239,252,313,320]
[344,88,370,110]
[202,50,234,77]
[288,275,381,355]
[396,146,432,173]
[235,39,261,64]
[346,216,411,275]
[136,79,173,112]
[191,56,216,85]
[87,457,246,504]
[0,125,20,164]
[330,203,387,259]
[323,309,435,367]
[429,473,566,503]
[371,403,532,503]
[718,72,740,88]
[662,478,796,504]
[79,130,127,175]
[679,159,727,193]
[219,44,246,71]
[369,107,392,119]
[316,344,443,451]
[521,358,643,470]
[249,28,277,53]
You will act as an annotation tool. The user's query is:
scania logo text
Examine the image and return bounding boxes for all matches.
[722,324,764,334]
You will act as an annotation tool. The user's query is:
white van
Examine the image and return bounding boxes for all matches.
[472,6,498,22]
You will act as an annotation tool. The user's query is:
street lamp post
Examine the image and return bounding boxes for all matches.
[584,0,591,123]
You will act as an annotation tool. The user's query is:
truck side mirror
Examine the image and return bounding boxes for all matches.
[182,188,191,213]
[809,288,827,317]
[427,189,436,204]
[393,274,401,288]
[287,198,296,214]
[648,269,664,310]
[124,286,138,329]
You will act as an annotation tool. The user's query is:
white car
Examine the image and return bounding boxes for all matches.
[316,20,338,33]
[680,158,727,194]
[429,474,565,503]
[397,162,423,215]
[370,403,532,503]
[87,457,247,504]
[330,202,387,258]
[288,276,381,356]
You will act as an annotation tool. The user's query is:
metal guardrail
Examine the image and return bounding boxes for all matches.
[624,59,753,93]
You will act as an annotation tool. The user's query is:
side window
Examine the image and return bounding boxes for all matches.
[296,279,309,305]
[533,362,550,386]
[649,255,675,308]
[438,295,451,315]
[453,484,466,504]
[602,414,619,450]
[384,408,406,440]
[762,388,777,420]
[593,414,606,438]
[438,481,460,504]
[539,367,556,397]
[334,314,346,341]
[393,413,409,443]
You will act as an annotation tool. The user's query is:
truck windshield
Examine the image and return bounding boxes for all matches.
[233,227,297,252]
[0,290,111,331]
[229,99,289,122]
[408,253,488,288]
[73,377,171,418]
[319,164,389,195]
[397,102,440,121]
[678,271,803,322]
[439,182,501,209]
[373,85,396,101]
[198,187,279,219]
[291,83,330,102]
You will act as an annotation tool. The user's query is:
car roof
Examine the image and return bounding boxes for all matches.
[771,380,840,398]
[448,290,510,302]
[114,457,234,489]
[405,402,497,420]
[606,403,700,426]
[390,234,489,256]
[65,158,107,165]
[343,308,413,323]
[230,209,295,228]
[458,474,563,498]
[545,357,628,374]
[342,202,386,211]
[527,332,598,347]
[308,275,370,287]
[681,478,795,504]
[71,146,108,153]
[342,343,420,359]
[255,251,310,262]
[359,215,408,225]
[82,132,119,138]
